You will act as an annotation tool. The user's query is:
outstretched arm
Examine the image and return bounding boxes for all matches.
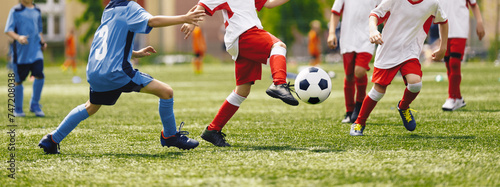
[368,15,383,45]
[327,13,340,49]
[264,0,289,9]
[148,9,205,28]
[470,4,485,40]
[181,5,207,39]
[432,23,448,61]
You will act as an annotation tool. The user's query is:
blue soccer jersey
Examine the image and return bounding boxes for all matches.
[87,0,153,92]
[4,4,44,65]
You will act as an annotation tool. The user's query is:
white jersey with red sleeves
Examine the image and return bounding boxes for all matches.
[439,0,476,38]
[198,0,267,60]
[371,0,447,69]
[331,0,381,55]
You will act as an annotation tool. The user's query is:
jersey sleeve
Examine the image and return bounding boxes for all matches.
[468,0,477,6]
[4,9,16,33]
[433,2,447,24]
[331,0,344,16]
[255,0,267,12]
[38,12,43,34]
[370,0,393,24]
[126,2,153,34]
[198,0,228,16]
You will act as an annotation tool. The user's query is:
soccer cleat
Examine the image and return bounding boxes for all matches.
[442,98,456,111]
[341,112,352,123]
[200,127,231,147]
[38,134,60,154]
[350,123,365,136]
[266,83,299,106]
[160,122,199,150]
[350,102,362,123]
[397,101,417,131]
[30,107,45,117]
[13,111,26,117]
[454,98,466,110]
[442,98,466,111]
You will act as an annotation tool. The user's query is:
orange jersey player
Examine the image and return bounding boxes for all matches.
[192,26,206,74]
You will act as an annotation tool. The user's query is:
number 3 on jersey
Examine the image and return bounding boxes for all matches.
[95,25,109,60]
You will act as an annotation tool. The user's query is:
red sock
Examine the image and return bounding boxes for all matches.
[270,55,287,85]
[399,88,419,110]
[208,100,239,131]
[354,96,378,126]
[344,78,355,112]
[448,57,462,99]
[355,75,368,103]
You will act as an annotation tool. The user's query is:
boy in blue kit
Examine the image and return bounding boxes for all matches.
[38,0,206,154]
[5,0,47,117]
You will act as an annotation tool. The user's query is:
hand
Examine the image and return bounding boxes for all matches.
[181,23,196,39]
[41,42,47,51]
[133,46,156,58]
[17,35,28,45]
[476,23,485,40]
[369,31,383,45]
[184,10,206,26]
[327,34,338,49]
[431,48,446,61]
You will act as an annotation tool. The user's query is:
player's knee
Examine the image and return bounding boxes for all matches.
[407,82,422,93]
[160,88,174,100]
[354,67,367,78]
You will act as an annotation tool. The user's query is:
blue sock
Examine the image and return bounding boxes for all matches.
[30,78,44,110]
[14,85,23,113]
[51,104,89,143]
[159,98,177,137]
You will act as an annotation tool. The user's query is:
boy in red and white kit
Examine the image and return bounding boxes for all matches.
[181,0,296,146]
[439,0,484,111]
[327,0,381,124]
[351,0,449,136]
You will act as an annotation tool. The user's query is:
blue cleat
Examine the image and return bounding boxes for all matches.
[397,101,417,131]
[350,123,365,136]
[161,122,199,150]
[38,134,60,154]
[30,105,45,117]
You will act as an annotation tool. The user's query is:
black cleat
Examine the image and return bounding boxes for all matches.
[161,122,199,150]
[266,83,299,106]
[38,134,60,154]
[350,102,362,123]
[200,127,231,147]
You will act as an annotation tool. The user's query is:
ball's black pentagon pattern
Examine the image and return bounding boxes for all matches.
[318,79,328,90]
[299,79,310,90]
[309,67,319,73]
[308,97,320,104]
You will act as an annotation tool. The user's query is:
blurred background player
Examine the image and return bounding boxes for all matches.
[38,0,205,154]
[182,0,296,147]
[308,20,321,66]
[439,0,485,111]
[351,0,448,136]
[61,28,77,74]
[5,0,47,117]
[192,26,206,74]
[328,0,380,123]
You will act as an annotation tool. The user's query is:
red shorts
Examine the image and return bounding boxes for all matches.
[342,52,372,75]
[445,38,467,60]
[372,58,422,86]
[235,27,281,85]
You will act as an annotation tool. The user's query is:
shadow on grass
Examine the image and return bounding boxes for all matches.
[403,134,476,140]
[452,109,500,113]
[238,145,345,153]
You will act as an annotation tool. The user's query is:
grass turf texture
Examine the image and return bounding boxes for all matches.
[0,62,499,186]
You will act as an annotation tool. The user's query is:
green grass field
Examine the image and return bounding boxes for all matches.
[1,61,499,186]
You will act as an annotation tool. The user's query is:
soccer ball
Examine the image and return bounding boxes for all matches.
[294,67,332,104]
